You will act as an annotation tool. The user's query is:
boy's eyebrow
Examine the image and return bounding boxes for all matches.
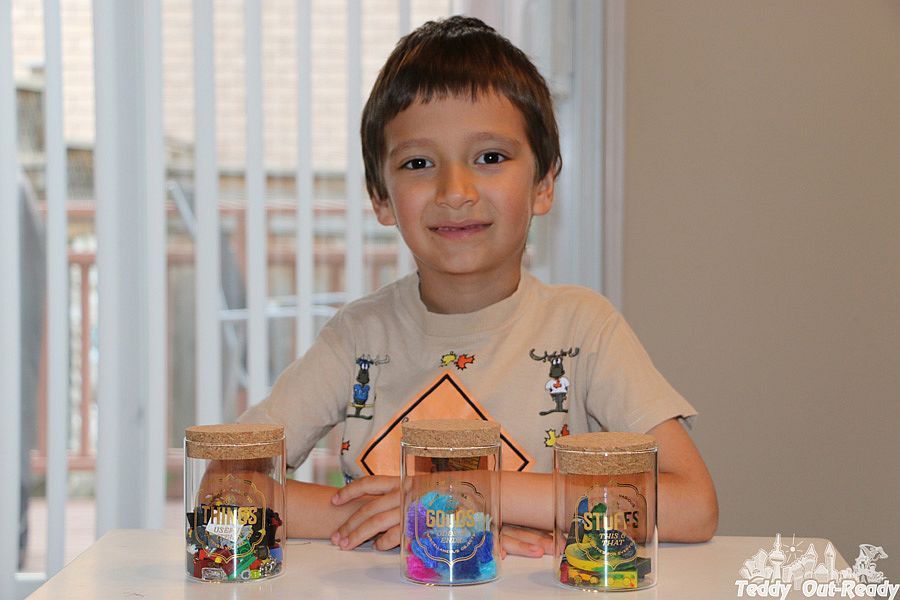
[388,138,435,159]
[388,132,522,159]
[466,131,522,150]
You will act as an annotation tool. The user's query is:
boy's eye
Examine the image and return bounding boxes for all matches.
[476,152,507,165]
[402,158,432,170]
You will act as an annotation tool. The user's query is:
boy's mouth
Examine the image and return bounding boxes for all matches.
[428,220,491,235]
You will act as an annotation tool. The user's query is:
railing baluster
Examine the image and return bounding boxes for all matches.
[296,0,314,358]
[394,0,415,277]
[1,0,23,592]
[80,264,91,458]
[246,0,268,406]
[345,0,363,301]
[95,0,147,537]
[142,0,166,529]
[193,0,222,425]
[44,0,69,574]
[292,1,316,483]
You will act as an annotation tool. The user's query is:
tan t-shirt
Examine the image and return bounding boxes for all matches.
[239,270,696,479]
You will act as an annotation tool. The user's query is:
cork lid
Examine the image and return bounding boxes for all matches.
[185,423,284,460]
[555,432,657,475]
[401,419,500,458]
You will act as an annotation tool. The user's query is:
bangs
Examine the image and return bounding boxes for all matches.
[381,36,532,123]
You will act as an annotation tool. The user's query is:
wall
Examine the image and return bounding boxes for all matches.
[624,0,900,578]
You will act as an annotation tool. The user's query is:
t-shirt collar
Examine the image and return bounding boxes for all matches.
[398,268,533,338]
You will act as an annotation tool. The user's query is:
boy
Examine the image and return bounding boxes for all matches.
[239,16,717,556]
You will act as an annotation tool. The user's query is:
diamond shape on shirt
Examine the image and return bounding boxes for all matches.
[357,371,532,476]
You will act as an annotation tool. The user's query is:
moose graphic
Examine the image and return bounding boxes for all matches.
[347,354,390,420]
[530,347,580,416]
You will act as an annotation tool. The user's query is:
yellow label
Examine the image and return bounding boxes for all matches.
[425,508,477,529]
[581,510,640,531]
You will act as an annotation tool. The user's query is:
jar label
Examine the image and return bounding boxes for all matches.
[190,473,269,560]
[186,472,285,582]
[560,482,649,589]
[411,481,490,567]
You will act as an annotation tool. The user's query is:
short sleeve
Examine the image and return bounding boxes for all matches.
[238,313,353,469]
[581,311,697,434]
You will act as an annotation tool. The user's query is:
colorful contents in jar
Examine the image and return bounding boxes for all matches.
[186,505,283,581]
[558,495,650,589]
[405,491,496,584]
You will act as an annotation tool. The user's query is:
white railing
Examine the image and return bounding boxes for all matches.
[141,0,168,533]
[193,0,222,427]
[1,3,23,598]
[2,3,434,597]
[2,3,618,598]
[245,0,267,406]
[41,0,69,578]
[295,0,315,359]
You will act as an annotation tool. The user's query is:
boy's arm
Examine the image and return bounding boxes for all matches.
[650,417,719,542]
[330,475,550,557]
[330,417,718,550]
[499,417,718,542]
[194,462,373,539]
[283,479,376,538]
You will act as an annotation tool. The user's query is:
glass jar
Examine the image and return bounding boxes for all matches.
[184,423,286,582]
[554,432,658,591]
[400,419,501,585]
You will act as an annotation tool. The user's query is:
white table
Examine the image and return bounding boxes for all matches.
[28,530,848,599]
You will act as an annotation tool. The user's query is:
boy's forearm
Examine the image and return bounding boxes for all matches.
[499,469,718,544]
[499,471,554,531]
[284,480,374,538]
[658,471,718,543]
[286,467,718,541]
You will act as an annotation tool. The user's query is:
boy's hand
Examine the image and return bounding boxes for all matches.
[330,475,553,558]
[500,525,552,558]
[331,475,402,551]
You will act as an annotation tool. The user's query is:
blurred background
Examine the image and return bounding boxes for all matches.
[4,0,609,594]
[2,0,898,597]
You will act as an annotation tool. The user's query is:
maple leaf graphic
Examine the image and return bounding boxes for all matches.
[544,429,557,447]
[455,354,475,370]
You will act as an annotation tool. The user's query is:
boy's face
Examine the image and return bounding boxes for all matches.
[372,92,554,283]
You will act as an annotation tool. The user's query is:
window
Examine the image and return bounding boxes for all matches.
[3,1,615,594]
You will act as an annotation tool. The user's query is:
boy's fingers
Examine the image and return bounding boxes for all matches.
[501,527,550,558]
[332,475,399,505]
[339,509,400,550]
[500,533,544,558]
[510,527,553,554]
[373,525,401,551]
[334,491,401,540]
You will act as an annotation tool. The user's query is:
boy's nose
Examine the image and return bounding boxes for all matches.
[436,163,477,209]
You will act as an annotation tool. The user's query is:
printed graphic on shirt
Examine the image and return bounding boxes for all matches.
[439,351,475,370]
[347,354,390,420]
[529,347,580,416]
[543,423,571,447]
[340,440,350,455]
[357,371,533,476]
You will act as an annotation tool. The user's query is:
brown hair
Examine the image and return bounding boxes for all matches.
[361,16,562,200]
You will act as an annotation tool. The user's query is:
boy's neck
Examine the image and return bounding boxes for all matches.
[417,268,522,314]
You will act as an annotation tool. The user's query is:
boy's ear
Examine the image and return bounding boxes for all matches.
[370,194,397,226]
[531,169,555,216]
